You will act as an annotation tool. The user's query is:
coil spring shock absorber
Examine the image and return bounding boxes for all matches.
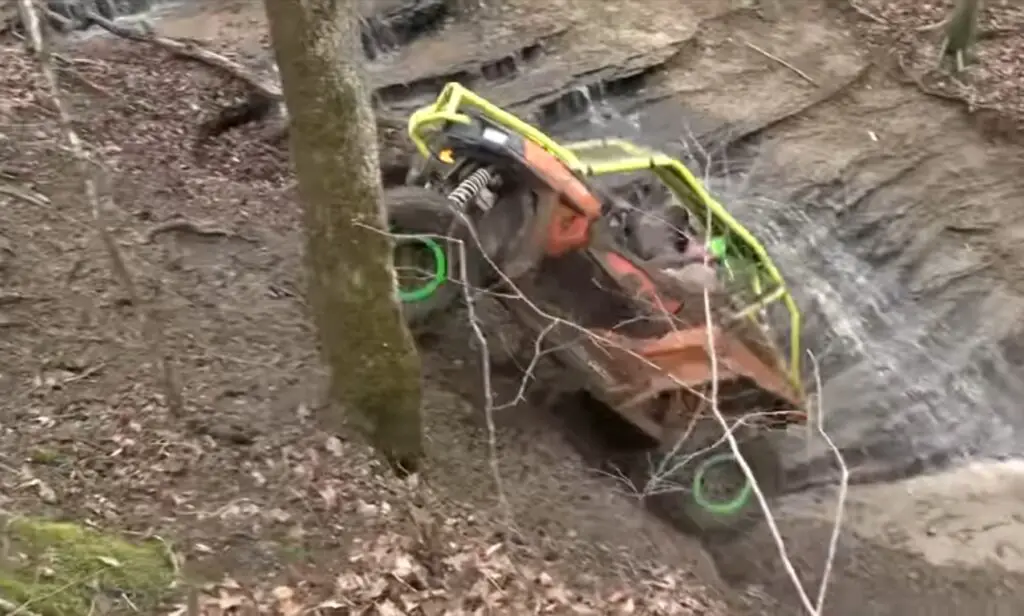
[447,167,494,211]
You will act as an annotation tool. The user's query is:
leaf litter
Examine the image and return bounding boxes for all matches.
[0,16,729,616]
[850,0,1024,138]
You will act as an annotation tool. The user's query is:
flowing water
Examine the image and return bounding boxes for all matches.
[527,84,1024,488]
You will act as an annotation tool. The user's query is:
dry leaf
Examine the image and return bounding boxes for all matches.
[325,436,344,456]
[218,591,244,610]
[376,599,403,616]
[271,586,294,601]
[95,555,122,568]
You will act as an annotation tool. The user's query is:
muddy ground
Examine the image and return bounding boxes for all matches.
[4,0,1024,613]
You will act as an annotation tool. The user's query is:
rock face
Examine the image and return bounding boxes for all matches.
[36,0,452,44]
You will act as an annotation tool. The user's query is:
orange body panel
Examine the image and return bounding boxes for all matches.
[521,141,601,256]
[593,324,806,432]
[521,141,602,218]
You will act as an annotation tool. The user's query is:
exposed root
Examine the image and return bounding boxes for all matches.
[195,91,282,146]
[140,218,249,245]
[894,50,977,106]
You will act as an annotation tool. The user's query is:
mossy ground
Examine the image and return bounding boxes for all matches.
[0,517,176,616]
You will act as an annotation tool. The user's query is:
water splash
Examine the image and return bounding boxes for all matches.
[545,97,1024,484]
[723,187,1024,477]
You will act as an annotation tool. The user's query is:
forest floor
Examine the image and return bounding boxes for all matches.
[2,0,1024,614]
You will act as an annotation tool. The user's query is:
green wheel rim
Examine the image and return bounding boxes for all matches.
[396,236,447,303]
[708,236,728,260]
[691,452,753,516]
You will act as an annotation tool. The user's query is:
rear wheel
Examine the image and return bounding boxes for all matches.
[385,186,466,329]
[636,423,784,541]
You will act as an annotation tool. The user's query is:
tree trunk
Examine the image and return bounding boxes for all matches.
[263,0,424,474]
[941,0,980,74]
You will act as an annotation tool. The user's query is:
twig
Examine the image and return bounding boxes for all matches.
[140,218,239,244]
[9,29,109,99]
[699,284,820,614]
[0,597,42,616]
[895,51,969,104]
[57,64,115,98]
[742,40,818,86]
[689,131,846,614]
[916,17,950,32]
[697,64,870,155]
[0,182,50,206]
[372,186,847,614]
[372,224,513,524]
[808,351,848,613]
[847,0,888,25]
[491,322,558,411]
[18,0,185,418]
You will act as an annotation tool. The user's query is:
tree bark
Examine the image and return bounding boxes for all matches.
[941,0,980,74]
[263,0,424,474]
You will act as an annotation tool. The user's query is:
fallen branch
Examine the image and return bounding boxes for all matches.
[19,0,185,417]
[82,10,281,100]
[0,181,49,206]
[379,195,845,616]
[140,218,243,244]
[0,595,43,616]
[698,63,871,157]
[847,0,887,25]
[742,40,817,86]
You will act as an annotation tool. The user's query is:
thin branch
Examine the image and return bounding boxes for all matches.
[0,596,43,616]
[697,275,814,615]
[18,0,185,417]
[742,40,818,86]
[82,10,281,100]
[808,351,848,613]
[847,0,888,25]
[0,182,50,206]
[373,170,849,615]
[454,234,512,525]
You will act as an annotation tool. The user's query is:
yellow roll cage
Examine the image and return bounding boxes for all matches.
[407,82,803,392]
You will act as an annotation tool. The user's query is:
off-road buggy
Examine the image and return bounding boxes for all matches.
[386,83,808,537]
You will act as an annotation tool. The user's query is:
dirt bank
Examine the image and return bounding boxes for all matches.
[711,461,1024,614]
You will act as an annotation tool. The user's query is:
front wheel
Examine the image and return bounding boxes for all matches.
[635,424,785,541]
[385,186,468,329]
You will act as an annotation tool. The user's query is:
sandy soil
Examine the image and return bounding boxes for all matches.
[4,0,1024,613]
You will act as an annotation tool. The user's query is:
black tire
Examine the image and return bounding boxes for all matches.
[384,186,466,329]
[636,425,785,541]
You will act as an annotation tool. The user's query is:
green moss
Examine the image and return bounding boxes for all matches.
[0,517,176,616]
[28,448,63,466]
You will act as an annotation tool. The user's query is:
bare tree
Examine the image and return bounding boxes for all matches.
[263,0,424,474]
[940,0,980,73]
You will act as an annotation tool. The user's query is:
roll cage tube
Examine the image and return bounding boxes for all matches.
[407,82,804,393]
